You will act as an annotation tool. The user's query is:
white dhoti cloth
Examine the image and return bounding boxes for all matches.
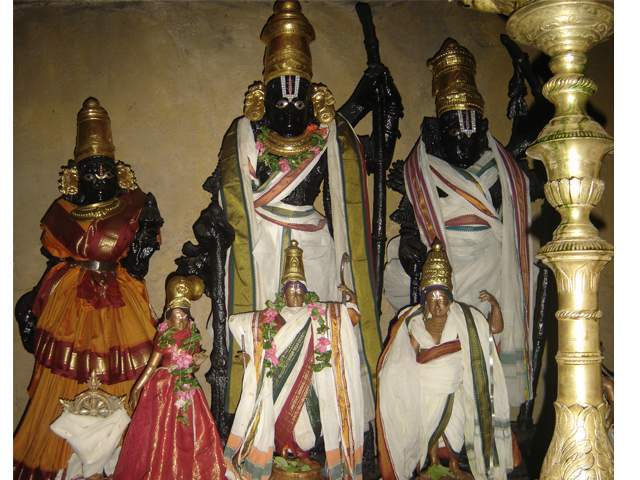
[226,117,376,422]
[378,303,512,480]
[384,133,536,406]
[225,303,365,479]
[50,407,130,479]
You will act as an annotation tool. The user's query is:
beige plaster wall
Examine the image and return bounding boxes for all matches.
[13,1,613,429]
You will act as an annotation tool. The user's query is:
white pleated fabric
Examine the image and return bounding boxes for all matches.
[231,117,375,422]
[227,304,364,479]
[50,407,130,479]
[378,303,512,480]
[383,133,536,406]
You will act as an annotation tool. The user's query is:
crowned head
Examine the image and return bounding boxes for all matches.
[420,240,453,317]
[428,38,489,167]
[244,1,335,137]
[281,240,308,307]
[164,275,204,326]
[59,97,138,205]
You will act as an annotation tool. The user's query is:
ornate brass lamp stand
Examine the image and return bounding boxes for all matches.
[506,2,614,478]
[462,0,614,478]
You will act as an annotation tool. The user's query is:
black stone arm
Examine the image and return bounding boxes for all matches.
[389,159,428,305]
[16,288,39,354]
[518,261,557,428]
[121,192,164,280]
[174,166,235,437]
[393,197,428,306]
[338,64,404,173]
[15,247,61,353]
[322,152,333,237]
[501,33,552,202]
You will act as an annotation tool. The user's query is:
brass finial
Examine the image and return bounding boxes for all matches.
[427,38,485,117]
[420,240,453,292]
[281,239,306,284]
[74,97,116,162]
[165,275,205,311]
[261,0,315,83]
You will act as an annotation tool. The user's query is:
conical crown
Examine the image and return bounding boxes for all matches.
[427,38,484,117]
[261,0,315,83]
[420,240,453,292]
[74,97,116,162]
[282,239,306,284]
[165,275,205,311]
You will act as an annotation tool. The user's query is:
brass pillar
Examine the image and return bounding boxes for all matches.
[462,0,614,477]
[505,1,614,479]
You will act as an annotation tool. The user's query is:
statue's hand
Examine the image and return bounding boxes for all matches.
[193,351,208,370]
[128,388,140,414]
[377,65,402,112]
[338,285,357,305]
[15,289,39,353]
[479,290,499,306]
[399,234,428,278]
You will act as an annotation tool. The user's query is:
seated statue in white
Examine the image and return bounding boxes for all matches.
[377,241,513,480]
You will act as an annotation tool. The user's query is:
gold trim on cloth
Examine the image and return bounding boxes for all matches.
[336,116,382,386]
[329,304,355,476]
[33,330,151,384]
[218,120,256,411]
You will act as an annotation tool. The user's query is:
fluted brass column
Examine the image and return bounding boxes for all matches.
[504,1,614,479]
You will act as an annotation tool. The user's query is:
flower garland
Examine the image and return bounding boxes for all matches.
[256,123,329,174]
[157,320,202,425]
[261,290,332,377]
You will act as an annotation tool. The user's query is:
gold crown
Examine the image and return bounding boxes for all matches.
[261,0,315,83]
[165,275,204,311]
[427,38,484,117]
[282,239,306,284]
[74,97,116,162]
[420,241,453,292]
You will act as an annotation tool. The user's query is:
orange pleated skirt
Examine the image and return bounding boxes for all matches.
[14,266,156,479]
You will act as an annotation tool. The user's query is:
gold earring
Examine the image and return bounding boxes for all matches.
[311,83,336,125]
[116,161,138,191]
[58,162,79,196]
[243,81,266,122]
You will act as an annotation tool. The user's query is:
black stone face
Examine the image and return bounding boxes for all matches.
[264,76,314,137]
[77,156,118,204]
[438,109,490,169]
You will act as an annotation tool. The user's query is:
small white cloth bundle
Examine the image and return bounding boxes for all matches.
[50,407,130,479]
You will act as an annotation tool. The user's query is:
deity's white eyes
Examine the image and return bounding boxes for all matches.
[83,171,114,181]
[293,100,305,110]
[275,99,289,109]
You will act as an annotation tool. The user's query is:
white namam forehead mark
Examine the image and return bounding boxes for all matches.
[425,288,450,301]
[281,75,301,101]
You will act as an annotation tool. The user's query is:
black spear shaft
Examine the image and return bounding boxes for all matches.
[356,2,386,317]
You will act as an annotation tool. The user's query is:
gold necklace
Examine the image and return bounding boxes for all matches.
[263,128,314,157]
[71,197,122,220]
